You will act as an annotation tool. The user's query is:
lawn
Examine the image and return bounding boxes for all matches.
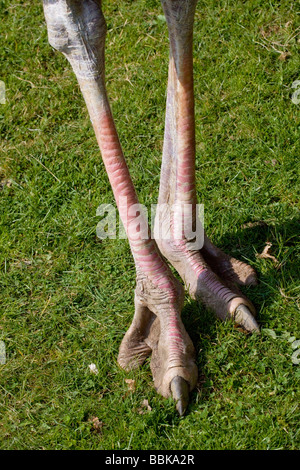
[0,0,299,450]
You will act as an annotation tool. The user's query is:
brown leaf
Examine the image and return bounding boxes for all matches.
[257,242,279,265]
[278,51,291,61]
[137,399,152,414]
[142,399,152,411]
[0,179,12,189]
[89,416,104,435]
[125,378,136,391]
[264,159,278,166]
[242,220,267,229]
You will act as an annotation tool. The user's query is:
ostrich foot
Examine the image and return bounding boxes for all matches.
[156,238,259,334]
[201,235,258,287]
[118,272,198,415]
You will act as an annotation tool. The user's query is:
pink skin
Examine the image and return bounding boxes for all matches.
[91,107,173,290]
[156,0,258,325]
[42,0,258,412]
[42,0,198,404]
[90,105,196,394]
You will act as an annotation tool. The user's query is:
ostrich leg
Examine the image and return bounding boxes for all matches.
[156,0,259,332]
[42,0,198,414]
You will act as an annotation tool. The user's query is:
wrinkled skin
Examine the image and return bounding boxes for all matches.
[42,0,259,415]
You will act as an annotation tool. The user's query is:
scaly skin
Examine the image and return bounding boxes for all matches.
[42,0,259,415]
[43,0,198,411]
[156,0,258,331]
[201,234,258,287]
[118,270,198,398]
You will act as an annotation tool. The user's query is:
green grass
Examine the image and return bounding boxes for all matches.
[0,0,299,450]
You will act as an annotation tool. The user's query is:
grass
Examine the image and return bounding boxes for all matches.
[0,0,299,450]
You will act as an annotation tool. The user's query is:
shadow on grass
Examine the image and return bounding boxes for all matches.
[181,215,299,413]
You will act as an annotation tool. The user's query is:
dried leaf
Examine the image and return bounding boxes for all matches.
[137,399,152,414]
[278,51,291,61]
[242,220,267,229]
[125,378,136,391]
[0,179,12,189]
[257,242,279,265]
[142,399,152,411]
[89,416,104,435]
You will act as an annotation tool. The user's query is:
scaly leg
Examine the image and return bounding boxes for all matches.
[156,0,259,332]
[42,0,198,414]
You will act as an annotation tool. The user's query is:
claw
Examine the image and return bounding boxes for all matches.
[234,304,260,333]
[170,376,190,416]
